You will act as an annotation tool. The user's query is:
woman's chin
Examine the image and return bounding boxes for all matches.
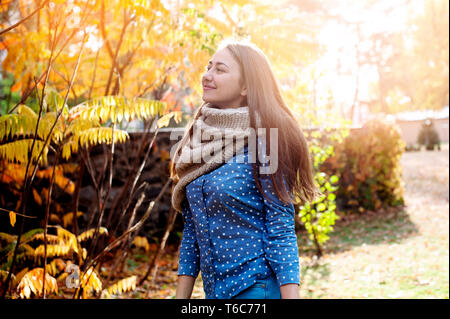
[202,96,216,104]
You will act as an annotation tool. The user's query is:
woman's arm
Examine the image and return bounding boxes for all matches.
[262,185,301,299]
[175,275,196,299]
[257,147,301,298]
[280,283,299,299]
[176,201,200,299]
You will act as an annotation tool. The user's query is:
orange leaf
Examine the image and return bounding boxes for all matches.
[10,81,22,93]
[32,188,42,206]
[0,35,15,49]
[9,211,16,227]
[161,91,176,107]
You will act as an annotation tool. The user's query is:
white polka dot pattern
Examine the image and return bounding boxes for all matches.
[177,142,300,299]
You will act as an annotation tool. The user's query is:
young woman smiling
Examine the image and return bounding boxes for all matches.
[171,39,319,299]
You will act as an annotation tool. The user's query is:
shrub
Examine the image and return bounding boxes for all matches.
[321,115,406,214]
[417,119,441,151]
[296,129,342,256]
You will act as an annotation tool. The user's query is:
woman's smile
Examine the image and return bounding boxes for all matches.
[200,48,247,108]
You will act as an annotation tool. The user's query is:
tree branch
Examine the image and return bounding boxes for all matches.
[104,9,134,96]
[0,0,50,36]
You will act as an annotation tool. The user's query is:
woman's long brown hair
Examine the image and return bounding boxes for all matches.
[170,39,320,206]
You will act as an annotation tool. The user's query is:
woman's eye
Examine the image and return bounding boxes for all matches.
[205,66,224,72]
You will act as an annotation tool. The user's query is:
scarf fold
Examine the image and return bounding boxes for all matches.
[171,102,262,213]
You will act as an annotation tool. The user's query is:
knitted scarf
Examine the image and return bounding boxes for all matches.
[171,102,262,213]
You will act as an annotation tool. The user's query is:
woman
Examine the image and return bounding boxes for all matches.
[170,39,319,299]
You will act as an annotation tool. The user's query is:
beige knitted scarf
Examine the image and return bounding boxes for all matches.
[171,102,262,213]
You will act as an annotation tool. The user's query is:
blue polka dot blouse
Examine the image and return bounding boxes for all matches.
[177,144,301,299]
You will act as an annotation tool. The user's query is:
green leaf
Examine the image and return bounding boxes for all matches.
[317,203,326,212]
[330,175,339,184]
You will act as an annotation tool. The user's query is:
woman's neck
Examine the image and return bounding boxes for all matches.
[209,103,248,109]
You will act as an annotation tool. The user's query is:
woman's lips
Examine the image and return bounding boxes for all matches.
[203,85,216,90]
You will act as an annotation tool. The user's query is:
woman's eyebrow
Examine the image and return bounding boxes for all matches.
[208,60,229,68]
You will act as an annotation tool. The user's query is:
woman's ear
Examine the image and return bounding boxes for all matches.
[241,85,247,97]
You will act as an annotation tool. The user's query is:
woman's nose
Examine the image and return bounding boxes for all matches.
[202,70,212,81]
[202,74,210,82]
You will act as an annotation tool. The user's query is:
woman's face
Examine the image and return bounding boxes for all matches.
[201,48,247,108]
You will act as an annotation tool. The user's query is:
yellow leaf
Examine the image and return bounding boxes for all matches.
[17,268,58,298]
[77,227,109,242]
[174,111,182,124]
[62,211,83,228]
[31,233,59,243]
[32,188,42,206]
[76,267,102,298]
[156,112,174,128]
[101,275,137,298]
[132,236,150,252]
[9,211,16,227]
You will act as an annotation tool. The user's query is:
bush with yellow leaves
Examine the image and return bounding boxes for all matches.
[101,275,137,299]
[77,227,109,243]
[74,267,103,299]
[17,268,58,299]
[33,227,80,263]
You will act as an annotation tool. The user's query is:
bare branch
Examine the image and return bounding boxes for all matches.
[104,8,134,96]
[139,207,177,285]
[0,0,50,36]
[75,178,173,298]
